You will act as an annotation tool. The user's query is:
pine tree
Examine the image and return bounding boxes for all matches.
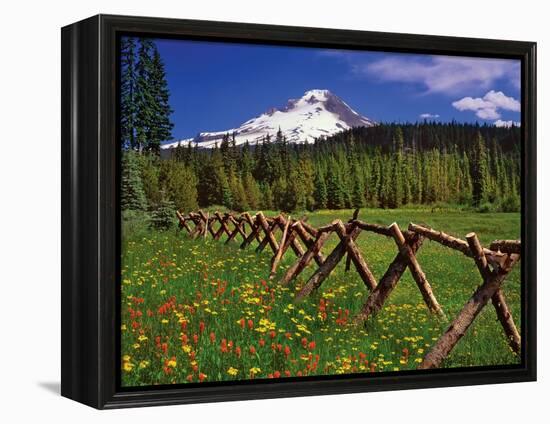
[254,136,275,184]
[135,38,156,153]
[471,132,489,206]
[297,157,316,210]
[197,146,231,207]
[243,172,261,209]
[120,37,138,149]
[134,39,173,154]
[260,182,274,210]
[147,46,174,153]
[162,160,198,212]
[150,190,176,230]
[271,176,288,211]
[326,165,345,209]
[350,164,366,209]
[121,150,147,211]
[390,127,404,208]
[313,169,328,209]
[228,170,248,212]
[140,153,161,207]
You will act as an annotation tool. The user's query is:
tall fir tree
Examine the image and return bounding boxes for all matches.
[326,164,345,209]
[134,39,173,154]
[150,190,176,230]
[135,38,156,153]
[121,150,147,211]
[471,132,489,206]
[148,47,174,153]
[313,169,328,209]
[120,37,138,149]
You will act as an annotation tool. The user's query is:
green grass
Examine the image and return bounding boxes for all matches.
[120,208,521,386]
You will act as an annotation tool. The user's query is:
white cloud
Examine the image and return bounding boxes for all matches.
[452,90,520,120]
[361,56,520,95]
[476,108,501,120]
[419,113,440,119]
[483,90,520,112]
[494,119,521,128]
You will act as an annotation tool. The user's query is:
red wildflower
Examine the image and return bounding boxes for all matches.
[199,321,205,333]
[209,332,216,343]
[247,319,254,330]
[249,345,256,355]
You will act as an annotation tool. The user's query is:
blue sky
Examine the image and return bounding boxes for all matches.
[153,38,521,140]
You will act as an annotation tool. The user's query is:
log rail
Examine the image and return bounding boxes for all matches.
[176,209,521,370]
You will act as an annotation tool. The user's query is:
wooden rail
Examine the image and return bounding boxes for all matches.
[176,209,521,370]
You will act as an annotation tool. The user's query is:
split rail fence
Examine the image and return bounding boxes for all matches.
[176,209,521,369]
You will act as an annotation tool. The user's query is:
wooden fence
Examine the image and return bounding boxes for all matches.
[176,209,521,369]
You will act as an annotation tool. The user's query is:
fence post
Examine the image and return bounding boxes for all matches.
[389,223,445,317]
[418,235,519,369]
[354,231,424,323]
[345,209,360,272]
[280,222,330,286]
[295,223,362,302]
[334,221,377,291]
[269,215,291,279]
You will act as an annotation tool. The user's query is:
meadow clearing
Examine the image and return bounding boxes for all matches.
[120,208,521,387]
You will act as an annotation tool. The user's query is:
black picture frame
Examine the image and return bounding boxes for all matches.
[61,14,537,409]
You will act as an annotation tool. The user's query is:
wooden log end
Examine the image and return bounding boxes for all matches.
[466,232,477,240]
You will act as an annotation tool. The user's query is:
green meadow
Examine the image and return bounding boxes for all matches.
[120,208,521,387]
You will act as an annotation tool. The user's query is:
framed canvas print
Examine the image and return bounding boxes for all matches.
[61,14,536,409]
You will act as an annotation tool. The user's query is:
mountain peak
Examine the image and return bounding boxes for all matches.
[302,88,332,100]
[162,89,375,149]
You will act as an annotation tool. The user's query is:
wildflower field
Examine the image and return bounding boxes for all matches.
[120,208,521,387]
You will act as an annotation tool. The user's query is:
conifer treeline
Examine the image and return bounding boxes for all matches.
[119,38,520,216]
[122,123,521,215]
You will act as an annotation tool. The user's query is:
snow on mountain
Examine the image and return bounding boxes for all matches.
[161,89,375,149]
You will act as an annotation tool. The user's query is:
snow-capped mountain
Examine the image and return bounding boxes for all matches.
[161,89,375,149]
